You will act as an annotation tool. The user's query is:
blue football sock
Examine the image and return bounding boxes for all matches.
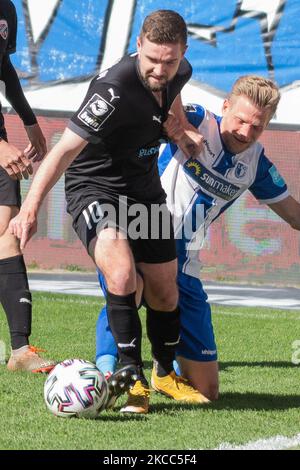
[173,359,181,376]
[96,354,117,375]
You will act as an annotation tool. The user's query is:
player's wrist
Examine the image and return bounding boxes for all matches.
[22,195,41,214]
[24,122,38,129]
[0,137,8,148]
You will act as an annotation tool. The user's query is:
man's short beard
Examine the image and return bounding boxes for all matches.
[142,76,168,92]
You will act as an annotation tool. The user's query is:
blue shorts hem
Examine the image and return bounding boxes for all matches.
[176,350,218,362]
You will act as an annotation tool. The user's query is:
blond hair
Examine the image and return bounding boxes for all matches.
[230,75,280,117]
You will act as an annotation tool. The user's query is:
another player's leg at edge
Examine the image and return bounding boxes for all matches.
[96,274,151,414]
[96,271,210,414]
[7,345,56,373]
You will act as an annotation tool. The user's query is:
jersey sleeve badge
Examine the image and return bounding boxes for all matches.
[78,93,115,131]
[0,20,8,40]
[269,165,286,188]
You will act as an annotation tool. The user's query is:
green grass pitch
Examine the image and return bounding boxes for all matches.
[0,292,299,450]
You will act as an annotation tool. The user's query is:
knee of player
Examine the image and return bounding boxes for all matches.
[153,290,178,311]
[106,269,136,295]
[0,219,9,237]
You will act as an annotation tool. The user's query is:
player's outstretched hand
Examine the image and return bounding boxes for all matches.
[24,122,47,162]
[0,139,33,180]
[9,208,37,250]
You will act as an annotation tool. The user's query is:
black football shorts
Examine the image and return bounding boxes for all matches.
[0,166,21,207]
[71,194,177,264]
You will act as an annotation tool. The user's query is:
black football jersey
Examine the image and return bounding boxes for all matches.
[0,0,16,63]
[65,54,192,219]
[0,0,17,131]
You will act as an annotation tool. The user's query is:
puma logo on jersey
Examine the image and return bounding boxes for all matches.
[108,88,120,102]
[153,115,162,124]
[118,338,137,349]
[19,298,32,305]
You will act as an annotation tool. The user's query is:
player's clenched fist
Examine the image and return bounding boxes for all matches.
[164,111,203,158]
[0,139,33,180]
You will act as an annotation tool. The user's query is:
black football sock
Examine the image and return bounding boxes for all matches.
[0,255,32,350]
[146,306,181,377]
[106,290,143,368]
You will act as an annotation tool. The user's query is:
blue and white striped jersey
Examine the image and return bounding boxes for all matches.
[159,104,289,279]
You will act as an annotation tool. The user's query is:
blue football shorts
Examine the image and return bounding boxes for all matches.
[176,270,217,362]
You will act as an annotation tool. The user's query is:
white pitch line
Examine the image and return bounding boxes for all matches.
[215,433,300,450]
[29,280,102,297]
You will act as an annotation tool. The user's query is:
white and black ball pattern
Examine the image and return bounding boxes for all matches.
[44,359,108,418]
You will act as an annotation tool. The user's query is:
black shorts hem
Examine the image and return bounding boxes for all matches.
[70,196,176,264]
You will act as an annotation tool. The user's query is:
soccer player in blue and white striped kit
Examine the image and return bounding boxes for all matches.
[96,75,300,408]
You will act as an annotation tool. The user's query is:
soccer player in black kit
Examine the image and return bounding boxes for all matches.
[10,10,207,412]
[0,0,55,372]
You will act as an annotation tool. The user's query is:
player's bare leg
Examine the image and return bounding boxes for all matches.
[0,206,55,373]
[177,356,219,401]
[91,229,150,413]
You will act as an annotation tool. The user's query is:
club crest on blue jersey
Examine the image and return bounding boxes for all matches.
[184,158,240,201]
[234,162,248,178]
[78,93,115,131]
[269,165,285,188]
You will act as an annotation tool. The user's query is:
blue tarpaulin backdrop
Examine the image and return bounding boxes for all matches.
[12,0,299,92]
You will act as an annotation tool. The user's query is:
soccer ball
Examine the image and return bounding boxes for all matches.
[44,359,108,418]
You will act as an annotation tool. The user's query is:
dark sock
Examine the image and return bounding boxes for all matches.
[146,306,180,377]
[106,290,143,368]
[0,255,31,349]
